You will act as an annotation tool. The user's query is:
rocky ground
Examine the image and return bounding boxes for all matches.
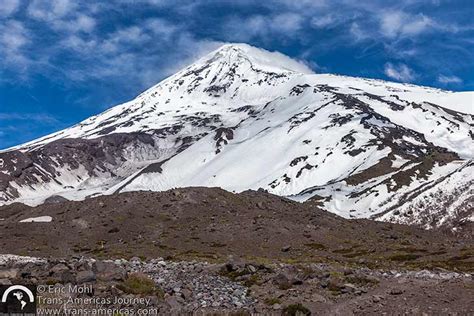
[0,188,473,314]
[0,255,472,315]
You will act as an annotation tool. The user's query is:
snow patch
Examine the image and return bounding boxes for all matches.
[19,216,53,223]
[0,254,46,265]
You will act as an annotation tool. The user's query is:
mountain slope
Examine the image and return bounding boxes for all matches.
[1,43,473,229]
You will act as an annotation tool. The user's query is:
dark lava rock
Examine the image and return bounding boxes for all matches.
[76,270,96,283]
[92,261,127,282]
[44,195,69,204]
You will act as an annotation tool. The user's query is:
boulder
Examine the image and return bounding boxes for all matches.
[76,270,96,284]
[341,283,357,293]
[0,269,19,279]
[92,261,127,282]
[273,273,292,289]
[44,195,69,204]
[50,263,69,275]
[311,293,327,303]
[165,295,182,311]
[0,278,12,285]
[59,271,75,283]
[389,288,404,295]
[278,266,304,285]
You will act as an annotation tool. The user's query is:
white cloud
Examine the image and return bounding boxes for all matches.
[0,20,28,51]
[437,75,462,84]
[116,0,167,5]
[380,11,404,38]
[380,11,433,38]
[0,20,30,68]
[311,15,335,29]
[223,13,304,42]
[74,14,96,33]
[402,15,432,35]
[25,1,96,37]
[61,35,97,52]
[384,63,416,82]
[350,22,368,42]
[159,35,223,77]
[55,17,223,89]
[272,13,303,33]
[61,17,180,60]
[50,14,96,34]
[0,0,20,17]
[27,0,76,21]
[275,0,327,10]
[0,0,470,92]
[0,113,59,124]
[145,18,179,39]
[111,26,151,44]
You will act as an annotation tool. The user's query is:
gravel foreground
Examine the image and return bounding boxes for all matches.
[0,255,472,315]
[1,188,472,314]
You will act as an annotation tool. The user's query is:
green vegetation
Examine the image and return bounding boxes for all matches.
[332,248,353,254]
[327,281,344,294]
[395,246,428,253]
[219,265,263,287]
[388,253,422,261]
[242,274,261,287]
[282,303,311,315]
[304,243,327,250]
[227,311,251,316]
[45,278,59,285]
[342,250,370,258]
[209,242,227,248]
[219,267,248,281]
[278,281,292,290]
[117,273,163,297]
[344,275,379,286]
[430,250,447,255]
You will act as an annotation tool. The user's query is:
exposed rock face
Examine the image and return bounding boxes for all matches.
[0,133,175,204]
[0,43,473,229]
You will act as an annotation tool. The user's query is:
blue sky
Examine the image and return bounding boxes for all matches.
[1,0,473,149]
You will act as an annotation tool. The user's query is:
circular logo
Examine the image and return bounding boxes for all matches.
[1,285,36,313]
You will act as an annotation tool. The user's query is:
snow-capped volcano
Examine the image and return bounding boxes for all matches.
[1,43,473,229]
